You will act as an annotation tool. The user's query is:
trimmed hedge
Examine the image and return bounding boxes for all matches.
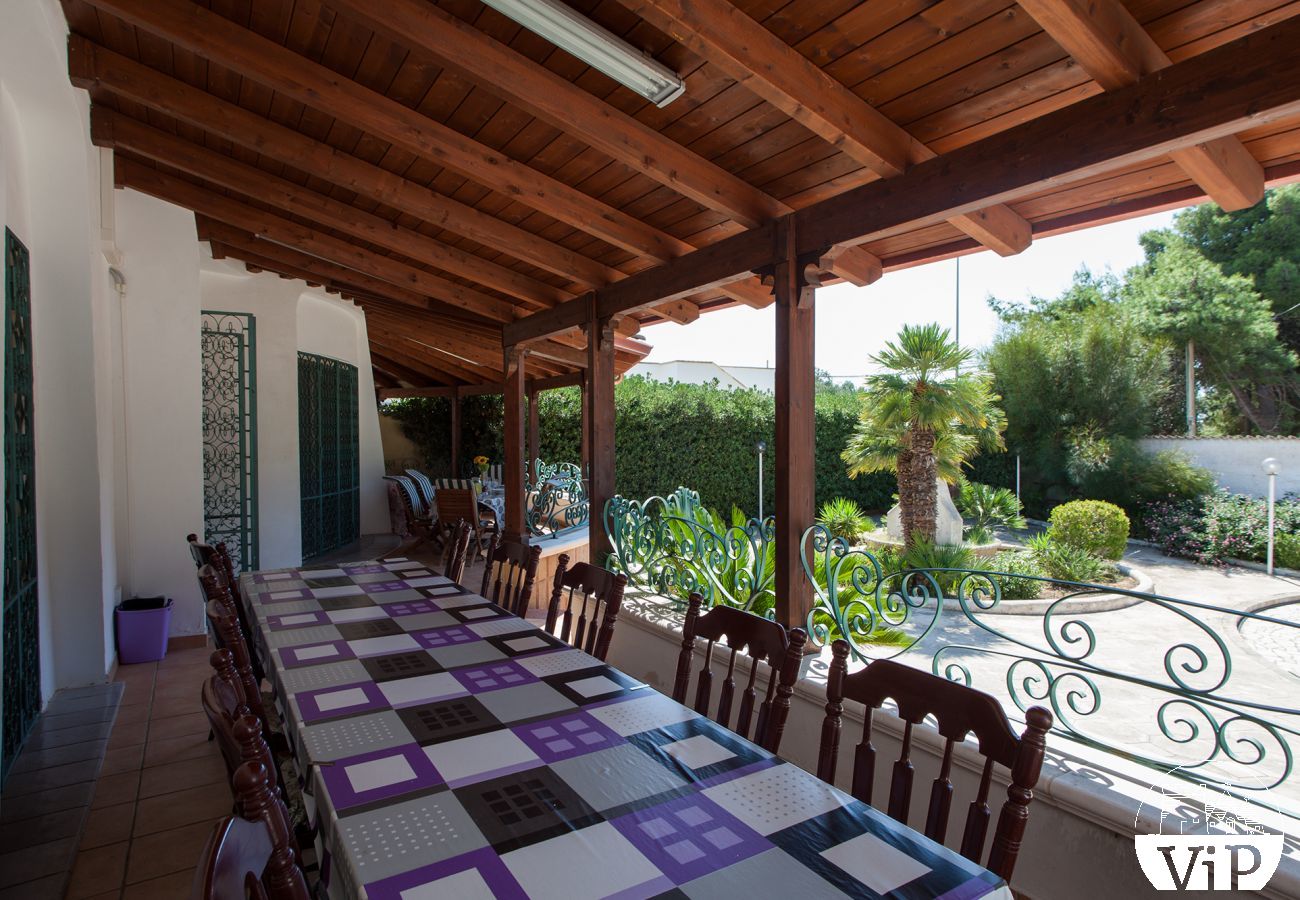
[1047,500,1130,560]
[383,376,1012,515]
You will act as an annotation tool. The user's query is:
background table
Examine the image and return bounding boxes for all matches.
[242,559,1011,900]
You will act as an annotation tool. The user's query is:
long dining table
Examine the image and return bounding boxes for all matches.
[240,557,1013,900]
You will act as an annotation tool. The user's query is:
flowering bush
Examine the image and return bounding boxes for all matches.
[1143,491,1300,566]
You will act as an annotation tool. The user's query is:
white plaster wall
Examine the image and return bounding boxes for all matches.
[0,0,116,693]
[114,189,206,637]
[1141,437,1300,498]
[296,293,387,536]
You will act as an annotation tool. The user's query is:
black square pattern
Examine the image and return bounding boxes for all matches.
[336,619,404,640]
[302,575,353,588]
[362,651,443,683]
[446,603,513,625]
[397,696,501,745]
[317,594,376,611]
[626,715,767,783]
[541,664,644,705]
[455,767,603,854]
[485,629,569,658]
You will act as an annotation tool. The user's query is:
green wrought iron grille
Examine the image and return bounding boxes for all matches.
[200,311,259,572]
[299,352,359,560]
[3,228,39,781]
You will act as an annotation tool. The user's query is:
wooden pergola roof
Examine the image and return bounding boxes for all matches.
[62,0,1300,391]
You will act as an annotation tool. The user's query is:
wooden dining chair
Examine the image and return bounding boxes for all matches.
[201,649,252,775]
[671,594,808,754]
[817,644,1053,882]
[479,535,542,618]
[192,761,310,900]
[442,520,473,586]
[544,555,626,661]
[204,596,267,729]
[435,487,495,556]
[200,564,266,683]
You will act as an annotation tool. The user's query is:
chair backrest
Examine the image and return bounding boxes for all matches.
[818,646,1052,882]
[201,650,252,777]
[384,474,428,520]
[479,535,542,617]
[204,591,266,727]
[671,594,807,754]
[442,520,473,585]
[200,564,264,682]
[434,477,477,491]
[434,488,478,527]
[192,760,310,900]
[403,469,437,509]
[544,557,626,661]
[187,533,219,569]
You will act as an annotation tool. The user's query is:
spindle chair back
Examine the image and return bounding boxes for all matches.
[544,557,626,661]
[479,535,542,618]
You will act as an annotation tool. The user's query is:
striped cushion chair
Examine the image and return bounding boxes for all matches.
[404,469,438,513]
[434,477,477,492]
[384,474,430,521]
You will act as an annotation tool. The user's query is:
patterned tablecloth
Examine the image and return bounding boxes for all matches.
[241,559,1012,900]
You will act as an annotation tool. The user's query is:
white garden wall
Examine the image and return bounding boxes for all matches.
[1141,436,1300,498]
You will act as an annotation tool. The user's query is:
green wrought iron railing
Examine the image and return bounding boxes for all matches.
[604,488,776,616]
[603,488,1300,803]
[525,460,588,538]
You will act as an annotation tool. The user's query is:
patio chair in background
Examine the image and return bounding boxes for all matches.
[480,535,542,618]
[545,555,627,662]
[817,646,1052,883]
[434,487,495,556]
[404,468,438,512]
[192,760,311,900]
[384,474,438,553]
[672,594,808,755]
[443,520,473,586]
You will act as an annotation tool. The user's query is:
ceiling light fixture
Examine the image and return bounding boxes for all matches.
[479,0,685,106]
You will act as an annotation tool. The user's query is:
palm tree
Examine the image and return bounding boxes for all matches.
[842,324,1006,549]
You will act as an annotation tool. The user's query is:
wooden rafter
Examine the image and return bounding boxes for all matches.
[327,0,883,287]
[506,16,1300,344]
[114,157,518,322]
[1018,0,1265,210]
[620,0,1032,257]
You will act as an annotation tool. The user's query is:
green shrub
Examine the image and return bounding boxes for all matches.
[898,540,987,596]
[1078,440,1216,518]
[1144,491,1300,565]
[1278,533,1300,571]
[1027,533,1112,582]
[958,480,1026,543]
[1047,499,1130,560]
[989,551,1044,600]
[817,498,871,543]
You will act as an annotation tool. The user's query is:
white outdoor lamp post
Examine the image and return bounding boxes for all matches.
[756,440,767,521]
[1263,458,1280,575]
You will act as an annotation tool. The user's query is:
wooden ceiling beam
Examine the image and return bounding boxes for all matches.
[367,329,501,385]
[1018,0,1265,210]
[68,17,800,316]
[95,109,559,310]
[505,15,1300,344]
[327,0,882,288]
[620,0,1032,257]
[369,350,453,388]
[114,157,517,323]
[366,314,511,374]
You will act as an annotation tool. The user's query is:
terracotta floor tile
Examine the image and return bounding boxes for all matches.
[99,744,145,777]
[0,872,66,899]
[65,841,128,899]
[112,704,151,726]
[0,781,94,822]
[158,647,212,667]
[113,681,154,708]
[91,772,140,809]
[0,837,77,888]
[138,754,227,799]
[0,806,85,851]
[145,693,202,721]
[131,783,231,837]
[125,820,215,884]
[144,711,209,741]
[142,732,216,767]
[105,718,149,750]
[79,802,135,850]
[121,868,194,899]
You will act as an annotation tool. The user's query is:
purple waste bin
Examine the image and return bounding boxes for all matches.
[115,596,173,664]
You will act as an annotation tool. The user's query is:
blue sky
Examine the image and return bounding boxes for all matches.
[639,208,1181,381]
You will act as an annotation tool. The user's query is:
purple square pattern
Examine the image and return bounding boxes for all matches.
[318,743,444,811]
[364,847,526,900]
[512,711,624,763]
[342,564,386,575]
[384,600,441,617]
[452,661,537,694]
[415,626,479,649]
[296,681,390,723]
[265,611,329,630]
[612,793,767,885]
[279,640,356,669]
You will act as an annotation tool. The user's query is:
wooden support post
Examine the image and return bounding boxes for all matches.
[503,347,528,543]
[528,386,540,484]
[449,386,461,476]
[587,315,617,565]
[580,374,590,480]
[773,219,817,633]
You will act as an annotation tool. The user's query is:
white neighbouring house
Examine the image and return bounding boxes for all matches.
[628,359,776,391]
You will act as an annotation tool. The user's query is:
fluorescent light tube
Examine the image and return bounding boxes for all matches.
[479,0,685,107]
